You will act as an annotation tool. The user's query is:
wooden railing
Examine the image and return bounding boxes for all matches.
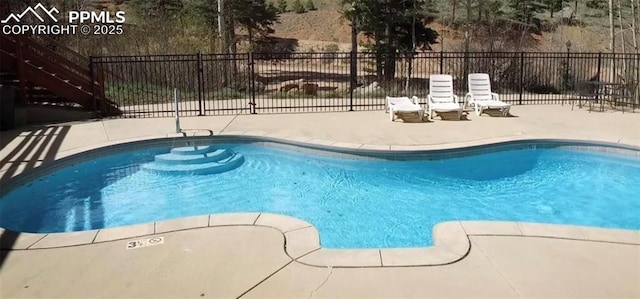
[0,34,112,114]
[33,35,90,68]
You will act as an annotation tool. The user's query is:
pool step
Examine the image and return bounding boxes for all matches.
[142,146,244,175]
[154,149,232,165]
[142,154,244,175]
[170,146,214,156]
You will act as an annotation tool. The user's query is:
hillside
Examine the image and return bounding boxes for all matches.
[35,0,632,54]
[271,0,618,53]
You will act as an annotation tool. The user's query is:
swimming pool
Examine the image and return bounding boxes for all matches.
[1,140,639,248]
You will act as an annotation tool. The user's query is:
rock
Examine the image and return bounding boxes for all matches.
[301,83,319,95]
[562,7,574,20]
[353,81,381,95]
[279,79,305,92]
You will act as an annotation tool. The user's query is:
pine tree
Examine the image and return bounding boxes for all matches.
[507,0,546,25]
[340,0,438,81]
[129,0,184,19]
[542,0,563,17]
[586,0,608,9]
[194,0,279,52]
[229,0,280,48]
[423,0,439,22]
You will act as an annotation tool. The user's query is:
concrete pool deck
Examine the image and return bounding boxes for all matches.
[1,104,639,298]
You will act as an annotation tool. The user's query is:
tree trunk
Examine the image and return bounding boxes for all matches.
[617,0,627,81]
[631,0,639,54]
[609,0,616,83]
[248,27,253,52]
[405,55,413,92]
[383,22,395,82]
[375,37,383,80]
[465,0,471,52]
[227,16,236,55]
[452,0,457,22]
[218,0,229,87]
[629,0,639,104]
[406,3,417,92]
[218,0,227,53]
[463,0,471,89]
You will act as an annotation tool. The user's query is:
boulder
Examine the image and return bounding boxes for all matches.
[301,83,319,95]
[279,79,306,92]
[353,81,381,95]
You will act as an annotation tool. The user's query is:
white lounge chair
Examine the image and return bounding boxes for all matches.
[386,96,424,121]
[426,74,463,120]
[465,73,511,116]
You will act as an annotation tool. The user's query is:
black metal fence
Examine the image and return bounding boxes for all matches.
[91,51,640,118]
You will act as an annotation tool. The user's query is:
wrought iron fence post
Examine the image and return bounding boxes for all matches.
[349,51,356,111]
[348,20,358,112]
[248,52,257,114]
[563,48,570,106]
[519,52,524,105]
[439,50,444,74]
[197,52,204,116]
[89,56,98,117]
[596,52,603,81]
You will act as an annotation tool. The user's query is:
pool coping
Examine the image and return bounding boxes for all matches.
[1,134,639,268]
[2,213,639,268]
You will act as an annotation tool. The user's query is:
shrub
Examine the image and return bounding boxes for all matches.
[267,2,278,14]
[323,43,340,52]
[292,0,306,13]
[305,0,316,11]
[559,62,575,91]
[276,0,287,13]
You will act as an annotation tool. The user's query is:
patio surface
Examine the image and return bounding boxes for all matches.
[1,104,639,298]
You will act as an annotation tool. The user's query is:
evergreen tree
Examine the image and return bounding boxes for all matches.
[586,0,607,10]
[507,0,546,25]
[341,0,439,81]
[231,0,279,37]
[422,0,439,22]
[195,0,279,52]
[129,0,184,19]
[542,0,563,17]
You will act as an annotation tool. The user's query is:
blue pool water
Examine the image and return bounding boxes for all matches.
[1,143,639,248]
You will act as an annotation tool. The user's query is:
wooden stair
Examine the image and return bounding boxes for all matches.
[0,35,121,116]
